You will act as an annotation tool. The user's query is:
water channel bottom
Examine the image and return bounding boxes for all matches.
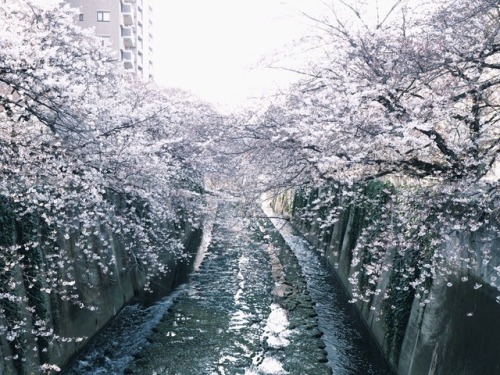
[65,203,392,375]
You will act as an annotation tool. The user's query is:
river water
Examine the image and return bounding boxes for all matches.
[64,202,392,375]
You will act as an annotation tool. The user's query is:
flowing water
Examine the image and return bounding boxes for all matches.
[263,204,392,375]
[64,203,392,375]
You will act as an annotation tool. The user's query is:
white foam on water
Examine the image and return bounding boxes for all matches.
[193,198,217,272]
[245,303,291,375]
[264,303,290,348]
[259,357,287,374]
[66,288,185,374]
[245,355,288,375]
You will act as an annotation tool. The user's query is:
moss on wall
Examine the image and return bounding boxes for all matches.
[283,180,500,375]
[0,192,204,374]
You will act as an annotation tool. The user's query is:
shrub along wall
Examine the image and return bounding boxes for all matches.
[272,183,500,375]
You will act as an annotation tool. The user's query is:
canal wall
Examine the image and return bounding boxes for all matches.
[271,185,500,375]
[0,194,203,375]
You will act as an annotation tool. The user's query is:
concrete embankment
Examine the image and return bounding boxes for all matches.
[0,194,203,375]
[271,187,500,375]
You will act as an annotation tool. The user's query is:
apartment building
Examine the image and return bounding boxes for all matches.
[66,0,154,80]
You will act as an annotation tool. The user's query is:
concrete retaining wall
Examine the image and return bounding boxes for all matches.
[272,188,500,375]
[0,195,203,375]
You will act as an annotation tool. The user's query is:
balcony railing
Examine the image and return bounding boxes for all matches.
[121,26,135,48]
[122,37,135,48]
[121,50,134,69]
[121,4,133,26]
[121,27,133,37]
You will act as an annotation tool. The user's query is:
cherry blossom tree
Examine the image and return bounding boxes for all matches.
[238,0,499,185]
[227,0,499,309]
[0,1,220,371]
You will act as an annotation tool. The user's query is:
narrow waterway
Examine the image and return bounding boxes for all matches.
[64,202,392,375]
[263,204,392,375]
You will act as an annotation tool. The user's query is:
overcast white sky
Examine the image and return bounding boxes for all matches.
[151,0,328,111]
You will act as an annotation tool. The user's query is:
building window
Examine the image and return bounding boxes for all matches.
[98,36,111,47]
[97,11,110,22]
[79,13,84,21]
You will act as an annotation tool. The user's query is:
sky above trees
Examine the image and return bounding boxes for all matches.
[151,0,329,111]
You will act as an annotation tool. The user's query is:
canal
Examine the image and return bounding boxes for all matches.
[64,202,392,374]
